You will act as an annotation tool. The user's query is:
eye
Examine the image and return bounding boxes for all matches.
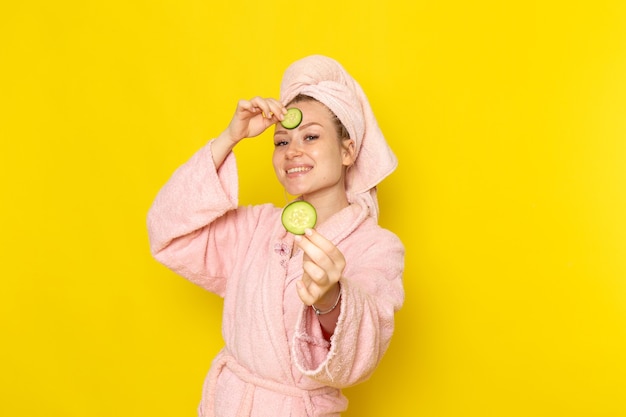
[304,135,319,141]
[274,139,289,147]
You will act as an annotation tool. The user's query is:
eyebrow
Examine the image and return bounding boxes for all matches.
[274,122,323,136]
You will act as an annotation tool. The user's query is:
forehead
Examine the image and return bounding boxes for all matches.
[290,99,333,119]
[275,100,334,134]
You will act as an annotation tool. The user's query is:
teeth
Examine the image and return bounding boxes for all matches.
[287,167,311,174]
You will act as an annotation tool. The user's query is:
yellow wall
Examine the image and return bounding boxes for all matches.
[2,1,625,416]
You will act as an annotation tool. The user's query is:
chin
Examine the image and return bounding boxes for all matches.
[284,188,307,197]
[279,180,306,196]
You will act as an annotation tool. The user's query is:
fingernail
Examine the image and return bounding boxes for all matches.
[304,228,313,236]
[294,235,302,242]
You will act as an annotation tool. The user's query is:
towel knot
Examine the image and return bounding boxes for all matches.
[199,351,339,417]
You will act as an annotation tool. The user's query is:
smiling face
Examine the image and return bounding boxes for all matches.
[273,98,355,207]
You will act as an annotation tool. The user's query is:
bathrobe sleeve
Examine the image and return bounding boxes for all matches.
[146,140,265,296]
[292,225,405,388]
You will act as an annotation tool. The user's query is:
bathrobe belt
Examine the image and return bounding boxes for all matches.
[203,351,338,417]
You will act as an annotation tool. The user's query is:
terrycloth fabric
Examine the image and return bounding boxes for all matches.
[147,141,405,416]
[279,55,398,220]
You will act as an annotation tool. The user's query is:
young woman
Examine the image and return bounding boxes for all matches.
[147,55,405,417]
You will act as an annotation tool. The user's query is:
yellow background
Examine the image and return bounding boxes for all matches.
[2,1,625,416]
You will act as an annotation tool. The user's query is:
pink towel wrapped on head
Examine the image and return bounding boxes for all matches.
[280,55,398,220]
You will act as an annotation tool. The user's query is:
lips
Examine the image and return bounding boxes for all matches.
[286,166,312,174]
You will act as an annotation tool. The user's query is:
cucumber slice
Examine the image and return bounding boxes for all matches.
[280,107,303,129]
[281,200,317,235]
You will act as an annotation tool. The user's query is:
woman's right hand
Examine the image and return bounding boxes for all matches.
[211,97,287,168]
[224,97,287,144]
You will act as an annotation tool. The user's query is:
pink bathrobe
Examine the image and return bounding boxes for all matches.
[147,141,405,416]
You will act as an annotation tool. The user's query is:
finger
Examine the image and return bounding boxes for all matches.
[233,99,254,115]
[302,259,327,284]
[302,229,342,259]
[305,229,346,272]
[266,98,287,119]
[299,268,313,287]
[250,97,273,118]
[296,279,316,306]
[296,231,344,278]
[296,235,333,272]
[249,97,285,121]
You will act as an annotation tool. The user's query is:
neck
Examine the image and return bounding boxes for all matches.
[302,190,350,225]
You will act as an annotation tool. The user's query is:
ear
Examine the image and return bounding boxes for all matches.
[342,139,356,167]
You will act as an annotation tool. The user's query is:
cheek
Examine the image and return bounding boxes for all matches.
[321,156,346,181]
[272,150,281,171]
[321,147,344,169]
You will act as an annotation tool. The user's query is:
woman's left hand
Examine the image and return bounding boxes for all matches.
[294,229,344,309]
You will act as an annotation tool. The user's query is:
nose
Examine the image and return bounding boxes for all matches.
[285,140,303,159]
